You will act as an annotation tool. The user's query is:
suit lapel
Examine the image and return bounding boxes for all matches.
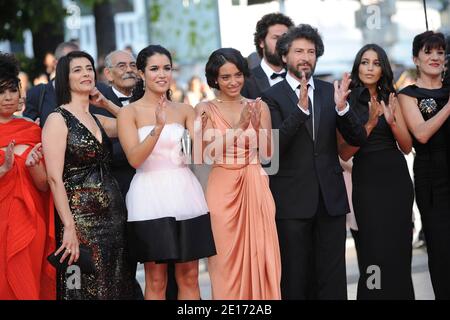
[282,80,314,140]
[108,86,123,107]
[254,66,270,94]
[313,78,321,142]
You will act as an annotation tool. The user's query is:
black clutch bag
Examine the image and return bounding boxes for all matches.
[47,244,95,274]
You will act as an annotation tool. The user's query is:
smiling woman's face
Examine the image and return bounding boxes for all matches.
[69,57,95,94]
[0,84,20,118]
[139,53,172,95]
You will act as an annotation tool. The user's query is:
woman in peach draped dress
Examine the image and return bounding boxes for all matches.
[196,48,281,300]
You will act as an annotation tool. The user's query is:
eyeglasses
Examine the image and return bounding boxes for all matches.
[112,62,137,72]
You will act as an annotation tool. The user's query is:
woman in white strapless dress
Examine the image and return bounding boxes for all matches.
[117,45,215,300]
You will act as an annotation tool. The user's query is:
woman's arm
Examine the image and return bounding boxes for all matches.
[0,141,15,179]
[95,114,117,138]
[89,87,121,116]
[117,104,165,169]
[197,101,252,164]
[253,99,273,161]
[398,93,450,144]
[338,97,380,161]
[383,94,412,154]
[42,113,79,265]
[25,143,48,192]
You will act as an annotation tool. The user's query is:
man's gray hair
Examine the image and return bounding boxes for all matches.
[104,50,135,68]
[54,41,80,60]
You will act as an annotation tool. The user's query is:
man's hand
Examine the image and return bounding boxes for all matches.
[298,71,309,112]
[334,72,352,111]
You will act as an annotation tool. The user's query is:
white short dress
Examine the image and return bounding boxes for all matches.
[126,123,216,263]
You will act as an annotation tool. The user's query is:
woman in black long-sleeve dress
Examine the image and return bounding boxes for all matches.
[398,31,450,299]
[338,44,414,299]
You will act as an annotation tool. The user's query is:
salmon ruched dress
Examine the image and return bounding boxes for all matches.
[205,102,281,300]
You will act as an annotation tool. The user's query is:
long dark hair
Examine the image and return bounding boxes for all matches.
[350,44,395,103]
[130,45,172,102]
[55,51,96,106]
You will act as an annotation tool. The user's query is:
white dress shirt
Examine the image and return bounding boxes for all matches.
[112,86,132,106]
[285,72,350,140]
[260,59,286,87]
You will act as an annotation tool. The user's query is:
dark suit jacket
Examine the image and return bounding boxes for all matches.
[261,78,367,220]
[24,81,111,127]
[241,65,270,99]
[91,85,136,197]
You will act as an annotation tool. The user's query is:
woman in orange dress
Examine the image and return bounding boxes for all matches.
[195,48,281,299]
[0,53,55,299]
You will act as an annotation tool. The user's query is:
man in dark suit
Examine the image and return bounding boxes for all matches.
[261,24,367,300]
[24,41,80,126]
[101,50,138,196]
[241,13,294,99]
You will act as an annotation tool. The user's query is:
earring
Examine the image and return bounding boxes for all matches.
[142,79,146,90]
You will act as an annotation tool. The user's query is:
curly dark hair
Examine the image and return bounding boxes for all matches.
[254,13,294,58]
[276,24,324,62]
[0,52,20,92]
[350,44,395,104]
[205,48,249,90]
[130,45,172,102]
[412,30,446,57]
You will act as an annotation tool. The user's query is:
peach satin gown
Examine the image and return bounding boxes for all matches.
[205,102,281,300]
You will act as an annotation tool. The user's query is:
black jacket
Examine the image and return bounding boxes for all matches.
[261,78,367,219]
[241,65,270,99]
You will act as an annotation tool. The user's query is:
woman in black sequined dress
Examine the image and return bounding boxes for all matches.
[399,31,450,299]
[42,51,135,299]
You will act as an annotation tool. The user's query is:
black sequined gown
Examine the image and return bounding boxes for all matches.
[56,107,134,300]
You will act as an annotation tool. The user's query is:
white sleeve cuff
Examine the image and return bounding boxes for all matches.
[298,104,310,115]
[336,102,350,116]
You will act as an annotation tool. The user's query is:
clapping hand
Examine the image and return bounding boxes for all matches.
[0,140,15,175]
[25,143,43,167]
[334,72,352,111]
[298,72,309,112]
[235,100,252,131]
[250,98,262,131]
[367,96,381,128]
[382,93,398,126]
[156,95,167,127]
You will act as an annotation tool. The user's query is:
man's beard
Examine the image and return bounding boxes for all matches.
[287,62,316,80]
[264,44,283,67]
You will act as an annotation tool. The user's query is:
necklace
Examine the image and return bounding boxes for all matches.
[215,97,246,104]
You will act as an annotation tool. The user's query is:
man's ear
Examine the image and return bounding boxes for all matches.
[138,70,145,81]
[282,55,287,64]
[259,39,265,51]
[104,67,113,83]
